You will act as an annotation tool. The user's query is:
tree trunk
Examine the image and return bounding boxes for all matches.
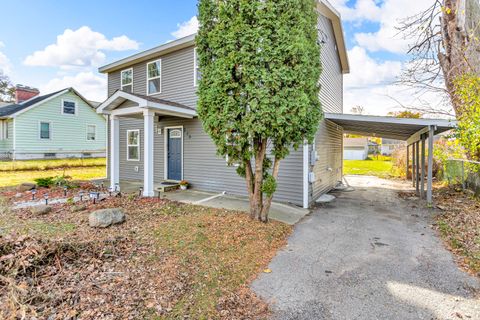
[252,139,267,220]
[260,157,281,222]
[245,159,255,219]
[439,0,480,116]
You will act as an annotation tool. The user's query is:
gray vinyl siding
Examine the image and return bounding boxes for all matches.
[114,115,303,205]
[108,47,197,108]
[106,11,344,207]
[318,15,343,114]
[309,120,343,203]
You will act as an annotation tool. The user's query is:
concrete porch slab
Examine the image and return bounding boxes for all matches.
[163,189,310,225]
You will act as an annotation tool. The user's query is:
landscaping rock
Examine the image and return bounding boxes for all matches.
[89,208,125,228]
[30,205,52,215]
[71,204,87,213]
[17,182,36,192]
[15,193,23,198]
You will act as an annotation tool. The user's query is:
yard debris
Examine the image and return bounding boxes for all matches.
[0,192,292,318]
[263,268,272,273]
[29,204,52,215]
[433,186,480,277]
[89,208,125,228]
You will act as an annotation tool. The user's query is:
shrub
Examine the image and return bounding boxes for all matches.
[34,177,55,188]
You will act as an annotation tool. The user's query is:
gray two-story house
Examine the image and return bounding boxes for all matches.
[97,0,349,208]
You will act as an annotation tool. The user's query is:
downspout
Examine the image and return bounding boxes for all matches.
[303,141,309,208]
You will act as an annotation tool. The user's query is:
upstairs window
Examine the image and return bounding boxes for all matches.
[194,48,201,87]
[121,68,133,92]
[147,60,161,95]
[0,121,8,140]
[127,129,140,161]
[62,100,76,115]
[87,124,96,141]
[39,122,51,140]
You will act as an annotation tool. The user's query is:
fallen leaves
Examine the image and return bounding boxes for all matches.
[0,194,292,319]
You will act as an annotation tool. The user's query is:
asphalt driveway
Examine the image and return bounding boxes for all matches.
[252,175,480,320]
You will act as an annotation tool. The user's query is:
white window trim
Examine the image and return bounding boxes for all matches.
[61,99,77,116]
[0,120,6,140]
[163,126,184,181]
[39,121,52,140]
[86,124,97,141]
[121,68,134,92]
[126,129,140,161]
[146,59,162,95]
[194,48,201,87]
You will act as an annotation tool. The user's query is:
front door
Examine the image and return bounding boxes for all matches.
[167,128,182,180]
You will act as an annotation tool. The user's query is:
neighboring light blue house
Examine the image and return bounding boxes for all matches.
[0,87,106,160]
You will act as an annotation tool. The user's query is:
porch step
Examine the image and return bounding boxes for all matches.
[156,181,180,192]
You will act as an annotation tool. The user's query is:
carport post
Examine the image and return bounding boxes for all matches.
[406,145,409,181]
[420,134,426,199]
[412,143,416,187]
[427,125,434,204]
[415,141,420,195]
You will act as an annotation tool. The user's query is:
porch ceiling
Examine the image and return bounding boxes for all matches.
[324,113,456,141]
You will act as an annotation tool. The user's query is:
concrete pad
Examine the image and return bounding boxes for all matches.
[98,179,309,225]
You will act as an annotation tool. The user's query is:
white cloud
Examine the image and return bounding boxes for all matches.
[24,26,139,68]
[344,46,402,88]
[355,0,433,54]
[171,16,198,39]
[41,71,107,102]
[328,0,382,22]
[0,41,12,75]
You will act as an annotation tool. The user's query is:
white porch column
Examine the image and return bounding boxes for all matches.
[110,115,120,190]
[427,125,435,204]
[143,109,155,197]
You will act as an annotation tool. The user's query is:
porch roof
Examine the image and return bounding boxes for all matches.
[325,113,456,142]
[97,90,197,118]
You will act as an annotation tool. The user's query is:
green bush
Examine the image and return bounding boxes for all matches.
[34,177,55,188]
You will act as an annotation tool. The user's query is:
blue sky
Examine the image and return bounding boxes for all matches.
[0,0,440,115]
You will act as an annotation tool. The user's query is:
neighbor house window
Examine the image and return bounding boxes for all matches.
[147,60,161,95]
[39,122,51,140]
[62,100,76,115]
[127,130,140,161]
[121,68,133,92]
[87,125,96,141]
[194,48,201,87]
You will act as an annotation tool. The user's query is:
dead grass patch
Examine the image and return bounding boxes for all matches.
[0,195,291,319]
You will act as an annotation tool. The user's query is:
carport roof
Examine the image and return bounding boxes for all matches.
[324,113,457,141]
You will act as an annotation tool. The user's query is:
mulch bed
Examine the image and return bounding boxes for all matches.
[0,195,291,319]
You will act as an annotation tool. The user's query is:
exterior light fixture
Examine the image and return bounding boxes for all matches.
[115,183,120,192]
[79,191,84,201]
[89,191,100,204]
[31,189,37,200]
[139,187,143,197]
[44,193,49,205]
[108,187,113,197]
[63,186,68,197]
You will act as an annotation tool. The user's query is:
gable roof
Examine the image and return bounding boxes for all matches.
[0,88,96,118]
[98,0,349,74]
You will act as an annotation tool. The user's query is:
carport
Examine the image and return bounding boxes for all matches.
[325,113,457,204]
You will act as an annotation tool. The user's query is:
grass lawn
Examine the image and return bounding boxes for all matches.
[0,166,106,187]
[0,157,105,171]
[0,195,291,319]
[343,156,398,179]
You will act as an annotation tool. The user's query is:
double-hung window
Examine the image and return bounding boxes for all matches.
[0,121,7,140]
[147,60,161,95]
[62,100,76,115]
[194,48,201,87]
[127,130,140,161]
[87,125,96,141]
[121,68,133,92]
[39,122,51,140]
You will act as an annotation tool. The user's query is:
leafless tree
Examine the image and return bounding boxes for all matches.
[397,0,480,116]
[0,72,15,103]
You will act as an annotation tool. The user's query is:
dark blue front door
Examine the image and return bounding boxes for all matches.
[167,128,182,180]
